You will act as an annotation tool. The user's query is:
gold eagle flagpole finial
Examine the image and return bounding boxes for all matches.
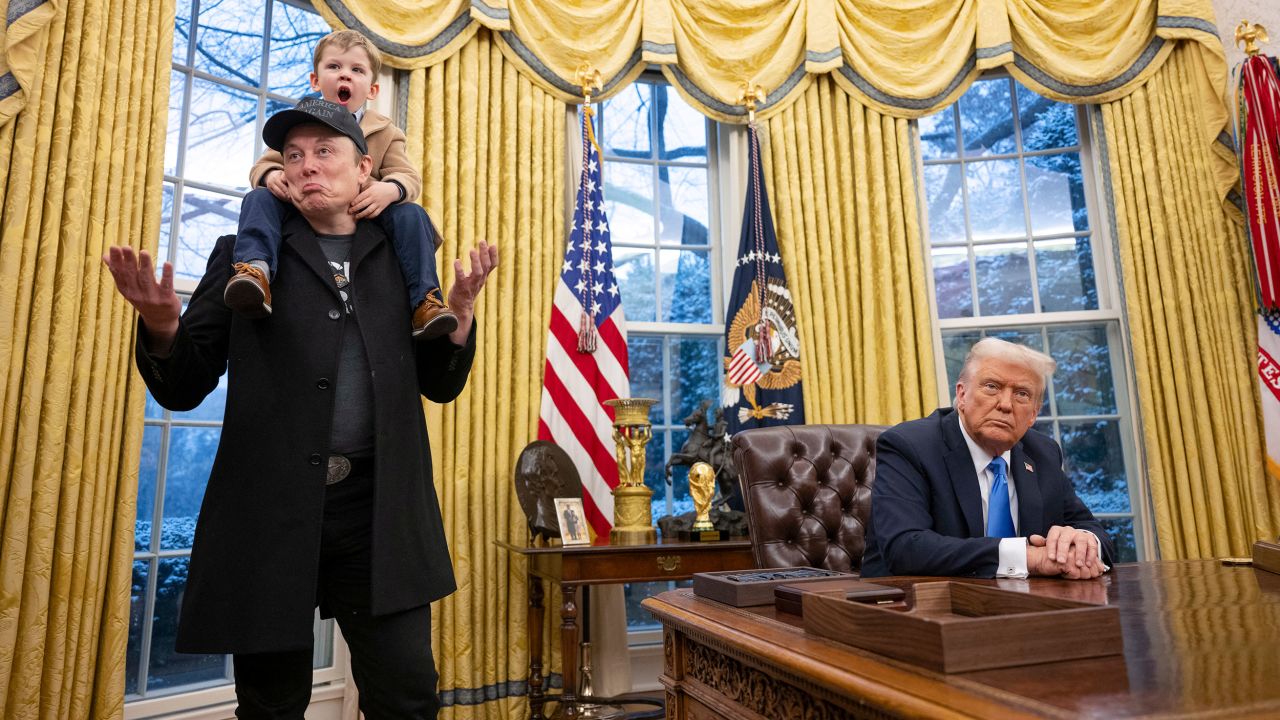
[576,64,603,106]
[1236,21,1269,57]
[736,81,766,125]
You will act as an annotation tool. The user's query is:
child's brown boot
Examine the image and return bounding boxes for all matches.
[224,263,272,318]
[412,288,458,340]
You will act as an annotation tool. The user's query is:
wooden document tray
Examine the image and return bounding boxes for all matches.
[803,581,1122,673]
[692,567,851,607]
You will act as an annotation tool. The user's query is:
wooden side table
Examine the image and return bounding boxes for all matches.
[497,537,755,719]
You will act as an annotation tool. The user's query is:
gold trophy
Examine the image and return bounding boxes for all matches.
[603,398,659,545]
[680,461,727,542]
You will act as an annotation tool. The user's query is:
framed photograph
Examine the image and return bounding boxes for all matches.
[554,497,590,546]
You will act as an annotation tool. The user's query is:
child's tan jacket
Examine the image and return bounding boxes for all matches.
[249,107,421,203]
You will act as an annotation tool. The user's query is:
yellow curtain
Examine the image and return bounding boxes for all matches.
[406,29,565,718]
[1096,43,1280,559]
[762,75,937,425]
[0,0,173,717]
[0,0,58,126]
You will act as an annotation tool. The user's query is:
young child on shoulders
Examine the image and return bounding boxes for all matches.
[224,29,456,339]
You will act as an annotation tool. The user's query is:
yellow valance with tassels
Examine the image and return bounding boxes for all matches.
[309,0,1235,209]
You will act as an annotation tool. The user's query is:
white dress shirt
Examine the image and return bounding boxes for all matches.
[956,419,1109,578]
[956,419,1028,578]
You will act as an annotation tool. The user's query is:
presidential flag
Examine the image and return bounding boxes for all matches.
[721,123,804,433]
[1237,52,1280,483]
[538,107,629,537]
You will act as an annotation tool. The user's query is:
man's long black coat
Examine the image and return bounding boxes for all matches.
[860,408,1115,578]
[137,215,474,653]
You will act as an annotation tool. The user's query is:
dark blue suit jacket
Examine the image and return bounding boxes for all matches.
[861,408,1114,578]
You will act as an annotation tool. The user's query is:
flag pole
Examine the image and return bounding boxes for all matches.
[736,82,773,363]
[575,65,604,353]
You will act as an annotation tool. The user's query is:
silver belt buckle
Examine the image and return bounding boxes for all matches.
[326,455,352,485]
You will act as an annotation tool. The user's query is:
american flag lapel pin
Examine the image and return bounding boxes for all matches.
[1024,462,1034,473]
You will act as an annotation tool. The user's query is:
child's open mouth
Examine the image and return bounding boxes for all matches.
[338,86,352,104]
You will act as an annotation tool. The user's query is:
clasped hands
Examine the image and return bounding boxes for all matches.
[1027,525,1104,580]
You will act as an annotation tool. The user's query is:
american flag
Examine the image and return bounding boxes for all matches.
[1236,53,1280,482]
[538,107,629,537]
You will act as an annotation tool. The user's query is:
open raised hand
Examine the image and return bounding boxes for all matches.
[102,246,181,352]
[446,241,499,345]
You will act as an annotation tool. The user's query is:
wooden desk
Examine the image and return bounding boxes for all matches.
[644,560,1280,719]
[498,537,755,719]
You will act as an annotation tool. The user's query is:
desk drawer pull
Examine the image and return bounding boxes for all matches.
[657,555,682,572]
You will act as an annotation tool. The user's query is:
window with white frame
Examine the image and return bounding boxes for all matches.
[593,78,725,627]
[127,0,336,704]
[919,76,1147,562]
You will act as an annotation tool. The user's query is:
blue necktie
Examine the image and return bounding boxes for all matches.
[986,456,1016,538]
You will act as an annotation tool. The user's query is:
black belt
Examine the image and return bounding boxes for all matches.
[327,454,374,485]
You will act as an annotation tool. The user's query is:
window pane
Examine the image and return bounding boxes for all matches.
[158,183,176,266]
[959,78,1014,157]
[1048,325,1116,415]
[161,427,219,550]
[626,336,664,421]
[267,0,329,97]
[173,372,229,421]
[656,85,706,163]
[173,0,193,65]
[667,429,693,511]
[601,83,651,158]
[615,248,656,322]
[919,107,957,160]
[1100,516,1138,563]
[651,431,672,521]
[1036,236,1098,312]
[940,330,982,401]
[1017,83,1078,152]
[989,327,1043,352]
[661,249,712,324]
[974,242,1032,316]
[126,560,149,697]
[1060,419,1130,514]
[145,385,165,421]
[965,160,1025,240]
[195,0,266,87]
[1026,152,1087,234]
[659,167,708,242]
[148,558,227,690]
[924,164,965,244]
[643,433,666,506]
[175,187,241,282]
[931,247,972,319]
[166,73,186,176]
[185,77,257,190]
[603,162,654,246]
[666,461,695,519]
[137,426,161,551]
[624,581,667,629]
[1033,419,1055,440]
[669,336,720,419]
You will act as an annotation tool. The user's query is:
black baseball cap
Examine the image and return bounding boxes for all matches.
[263,97,368,155]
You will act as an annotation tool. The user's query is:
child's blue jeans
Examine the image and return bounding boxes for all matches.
[235,187,441,307]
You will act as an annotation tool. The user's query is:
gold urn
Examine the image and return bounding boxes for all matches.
[603,398,659,545]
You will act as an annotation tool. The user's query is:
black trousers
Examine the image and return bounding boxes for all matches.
[233,468,441,719]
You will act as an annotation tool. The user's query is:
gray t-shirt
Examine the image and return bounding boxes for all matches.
[316,233,375,457]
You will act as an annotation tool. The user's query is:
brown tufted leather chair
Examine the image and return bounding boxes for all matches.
[733,424,886,573]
